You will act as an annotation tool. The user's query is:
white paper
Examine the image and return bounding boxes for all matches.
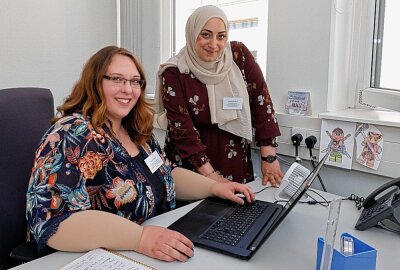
[61,248,154,270]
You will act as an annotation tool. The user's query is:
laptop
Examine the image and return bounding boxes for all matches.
[168,152,329,260]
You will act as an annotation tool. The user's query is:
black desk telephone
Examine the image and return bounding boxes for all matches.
[355,177,400,231]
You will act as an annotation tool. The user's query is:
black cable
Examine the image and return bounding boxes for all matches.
[274,189,331,207]
[344,194,365,210]
[305,136,327,192]
[254,185,275,195]
[291,133,303,163]
[310,157,327,192]
[306,189,330,207]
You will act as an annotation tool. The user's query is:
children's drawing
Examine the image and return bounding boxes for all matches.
[319,120,356,169]
[322,128,351,161]
[355,123,383,170]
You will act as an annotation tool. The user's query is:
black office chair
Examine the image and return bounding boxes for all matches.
[0,87,55,269]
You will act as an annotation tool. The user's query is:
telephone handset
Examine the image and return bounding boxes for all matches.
[355,177,400,231]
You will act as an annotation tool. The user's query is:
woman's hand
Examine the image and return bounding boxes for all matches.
[261,160,283,186]
[260,146,284,187]
[210,182,255,204]
[138,225,194,262]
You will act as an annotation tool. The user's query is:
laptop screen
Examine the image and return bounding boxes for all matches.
[249,152,330,250]
[282,152,329,211]
[274,152,329,221]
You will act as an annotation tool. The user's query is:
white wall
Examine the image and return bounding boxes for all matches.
[267,0,332,115]
[0,0,118,109]
[265,0,394,196]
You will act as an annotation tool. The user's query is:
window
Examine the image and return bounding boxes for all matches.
[371,0,400,90]
[174,0,268,76]
[354,0,400,111]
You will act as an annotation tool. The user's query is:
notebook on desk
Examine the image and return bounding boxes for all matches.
[168,152,329,260]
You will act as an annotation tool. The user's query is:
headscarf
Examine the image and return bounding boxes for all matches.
[155,5,252,142]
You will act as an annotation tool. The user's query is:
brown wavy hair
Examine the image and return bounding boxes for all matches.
[54,46,154,145]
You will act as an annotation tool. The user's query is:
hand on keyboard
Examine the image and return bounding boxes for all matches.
[210,181,256,205]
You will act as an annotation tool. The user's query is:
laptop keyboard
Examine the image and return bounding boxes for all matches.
[200,201,268,246]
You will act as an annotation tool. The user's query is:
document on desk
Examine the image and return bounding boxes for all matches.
[60,248,157,270]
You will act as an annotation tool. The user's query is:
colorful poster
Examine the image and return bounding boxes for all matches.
[319,119,356,169]
[355,123,383,170]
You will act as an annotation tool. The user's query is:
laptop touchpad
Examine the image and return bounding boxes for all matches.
[168,198,232,239]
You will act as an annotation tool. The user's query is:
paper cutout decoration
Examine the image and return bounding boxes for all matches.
[320,119,356,169]
[355,123,383,170]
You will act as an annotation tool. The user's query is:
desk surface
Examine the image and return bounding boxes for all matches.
[13,181,400,270]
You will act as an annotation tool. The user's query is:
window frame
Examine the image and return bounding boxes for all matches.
[350,0,400,111]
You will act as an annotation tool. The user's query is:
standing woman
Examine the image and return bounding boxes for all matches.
[156,5,283,185]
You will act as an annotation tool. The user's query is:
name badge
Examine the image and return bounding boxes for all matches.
[223,97,243,110]
[144,151,164,173]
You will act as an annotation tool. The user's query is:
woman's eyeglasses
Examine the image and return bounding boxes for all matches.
[103,75,145,88]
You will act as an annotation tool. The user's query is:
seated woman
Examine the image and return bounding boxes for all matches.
[26,45,255,262]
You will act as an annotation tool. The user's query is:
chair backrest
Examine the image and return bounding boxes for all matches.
[0,88,54,269]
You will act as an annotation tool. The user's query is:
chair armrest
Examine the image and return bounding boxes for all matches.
[10,242,56,263]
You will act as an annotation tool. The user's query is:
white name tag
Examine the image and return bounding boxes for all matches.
[144,151,164,173]
[223,97,243,110]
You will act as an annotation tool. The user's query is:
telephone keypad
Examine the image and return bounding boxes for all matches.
[355,190,398,230]
[359,198,390,222]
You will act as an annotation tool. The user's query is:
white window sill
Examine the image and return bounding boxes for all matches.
[319,108,400,128]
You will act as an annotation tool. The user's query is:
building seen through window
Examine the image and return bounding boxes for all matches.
[228,18,259,30]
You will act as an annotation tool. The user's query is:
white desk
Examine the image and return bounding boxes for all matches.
[12,181,400,270]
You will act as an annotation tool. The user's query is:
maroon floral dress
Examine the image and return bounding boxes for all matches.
[161,41,280,183]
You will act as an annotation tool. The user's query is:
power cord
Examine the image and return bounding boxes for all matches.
[291,133,303,163]
[305,189,330,207]
[254,185,275,195]
[305,135,327,192]
[274,189,331,207]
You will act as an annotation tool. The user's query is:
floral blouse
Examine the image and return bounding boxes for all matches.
[26,113,176,250]
[161,41,280,183]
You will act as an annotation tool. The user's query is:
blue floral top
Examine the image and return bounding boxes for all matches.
[26,113,176,250]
